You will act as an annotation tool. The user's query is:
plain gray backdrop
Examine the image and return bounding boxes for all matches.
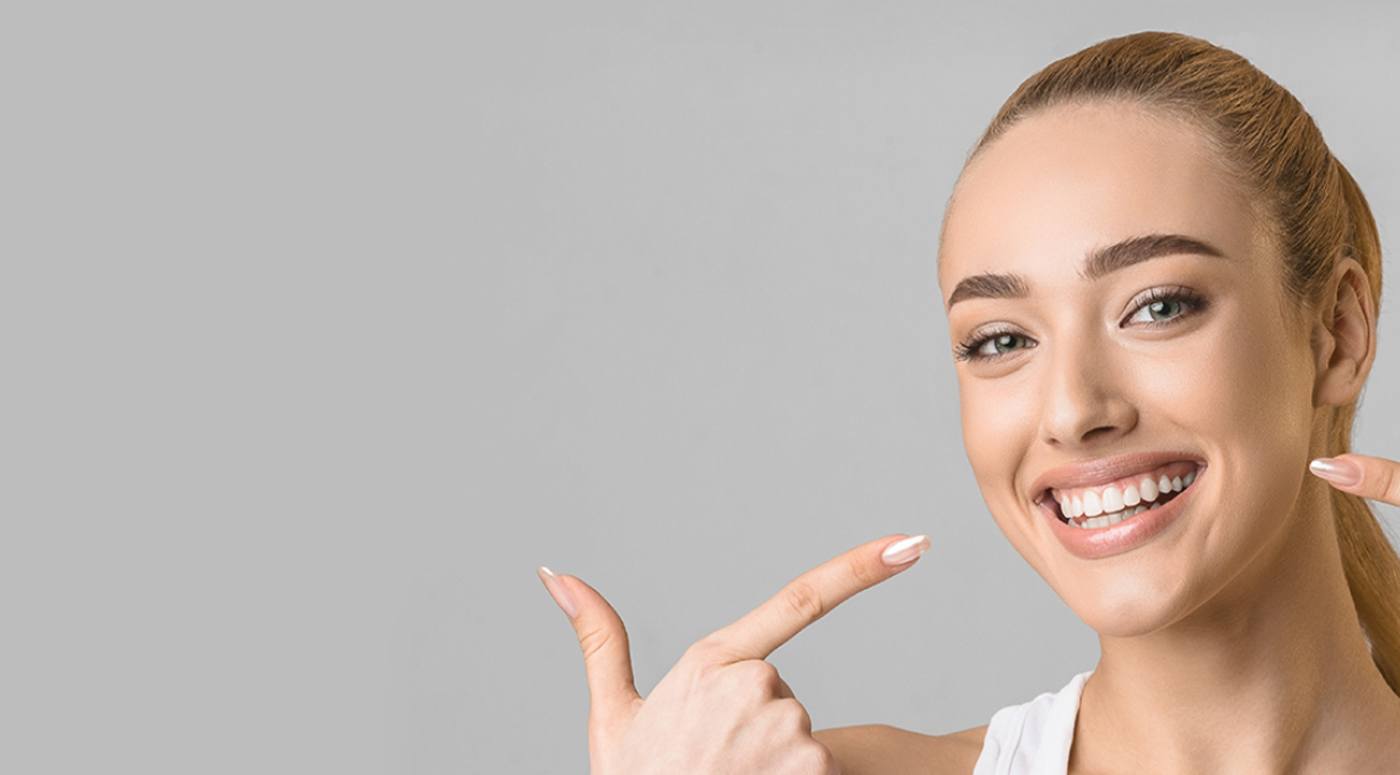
[5,2,1399,773]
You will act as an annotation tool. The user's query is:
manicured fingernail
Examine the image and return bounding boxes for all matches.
[881,534,931,566]
[1310,457,1362,487]
[537,566,579,618]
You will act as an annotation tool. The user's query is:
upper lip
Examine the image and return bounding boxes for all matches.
[1029,450,1206,505]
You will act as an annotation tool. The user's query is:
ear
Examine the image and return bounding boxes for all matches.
[1311,252,1378,407]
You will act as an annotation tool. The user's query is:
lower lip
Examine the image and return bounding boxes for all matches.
[1040,466,1204,560]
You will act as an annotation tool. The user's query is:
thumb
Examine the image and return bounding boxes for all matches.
[536,567,643,722]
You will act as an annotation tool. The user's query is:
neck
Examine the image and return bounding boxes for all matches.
[1072,477,1400,774]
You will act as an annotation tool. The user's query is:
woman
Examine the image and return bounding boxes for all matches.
[535,31,1400,773]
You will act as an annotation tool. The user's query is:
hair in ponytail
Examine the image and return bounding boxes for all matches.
[954,30,1400,693]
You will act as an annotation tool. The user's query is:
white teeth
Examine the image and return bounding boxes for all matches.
[1122,483,1140,506]
[1053,464,1202,527]
[1140,476,1159,501]
[1067,500,1154,529]
[1101,486,1124,513]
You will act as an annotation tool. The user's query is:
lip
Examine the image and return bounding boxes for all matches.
[1039,462,1206,560]
[1029,450,1207,506]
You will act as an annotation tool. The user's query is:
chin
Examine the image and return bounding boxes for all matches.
[1065,573,1200,637]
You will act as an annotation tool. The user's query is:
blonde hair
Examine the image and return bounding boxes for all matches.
[953,30,1399,693]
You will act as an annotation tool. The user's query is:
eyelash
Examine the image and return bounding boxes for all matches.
[952,287,1208,363]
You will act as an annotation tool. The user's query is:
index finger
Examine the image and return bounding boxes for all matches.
[700,533,931,662]
[1311,453,1400,505]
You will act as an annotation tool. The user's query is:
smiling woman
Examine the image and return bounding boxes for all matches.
[921,29,1400,774]
[538,29,1400,775]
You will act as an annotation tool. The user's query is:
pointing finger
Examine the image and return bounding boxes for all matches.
[699,534,930,662]
[1310,454,1400,506]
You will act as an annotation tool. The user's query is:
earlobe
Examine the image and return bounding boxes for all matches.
[1312,256,1376,408]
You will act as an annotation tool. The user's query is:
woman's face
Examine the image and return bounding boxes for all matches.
[939,101,1320,636]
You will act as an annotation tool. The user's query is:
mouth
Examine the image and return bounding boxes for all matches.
[1034,459,1205,530]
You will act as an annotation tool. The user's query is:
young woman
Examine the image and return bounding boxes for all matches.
[535,31,1400,773]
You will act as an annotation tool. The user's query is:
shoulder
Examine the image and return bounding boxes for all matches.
[813,722,988,775]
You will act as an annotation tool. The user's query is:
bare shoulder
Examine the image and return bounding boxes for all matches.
[813,722,988,775]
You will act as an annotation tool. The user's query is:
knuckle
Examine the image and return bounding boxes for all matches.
[790,740,835,773]
[844,553,881,587]
[682,637,713,661]
[774,697,812,733]
[577,625,614,663]
[683,636,729,666]
[782,580,826,621]
[736,659,782,690]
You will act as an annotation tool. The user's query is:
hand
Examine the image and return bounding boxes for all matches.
[1310,453,1400,505]
[536,533,932,775]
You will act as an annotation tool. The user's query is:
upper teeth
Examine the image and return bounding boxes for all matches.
[1050,463,1199,520]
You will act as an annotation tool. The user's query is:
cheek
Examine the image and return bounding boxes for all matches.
[957,372,1040,482]
[1150,303,1315,497]
[957,371,1044,540]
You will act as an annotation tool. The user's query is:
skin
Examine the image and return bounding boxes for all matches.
[929,99,1400,773]
[539,99,1400,774]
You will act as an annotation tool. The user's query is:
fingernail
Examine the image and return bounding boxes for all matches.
[881,534,931,566]
[1310,457,1362,487]
[537,566,579,618]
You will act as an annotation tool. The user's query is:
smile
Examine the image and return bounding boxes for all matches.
[1029,452,1208,559]
[1045,460,1201,529]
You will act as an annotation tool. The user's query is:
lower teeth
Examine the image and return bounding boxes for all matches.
[1066,499,1164,529]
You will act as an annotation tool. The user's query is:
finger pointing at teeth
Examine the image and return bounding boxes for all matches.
[1310,454,1400,507]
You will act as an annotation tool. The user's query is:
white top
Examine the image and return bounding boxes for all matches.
[971,670,1094,775]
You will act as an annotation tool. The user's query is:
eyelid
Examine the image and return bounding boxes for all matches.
[1118,285,1203,326]
[954,285,1206,364]
[953,324,1031,362]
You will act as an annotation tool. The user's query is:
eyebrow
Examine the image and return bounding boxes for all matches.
[944,233,1227,310]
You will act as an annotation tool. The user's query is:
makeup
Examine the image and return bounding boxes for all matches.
[1039,464,1205,560]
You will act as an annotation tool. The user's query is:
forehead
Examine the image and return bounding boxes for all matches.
[939,101,1260,296]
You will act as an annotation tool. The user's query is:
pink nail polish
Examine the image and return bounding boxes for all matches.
[1310,457,1362,487]
[537,566,580,618]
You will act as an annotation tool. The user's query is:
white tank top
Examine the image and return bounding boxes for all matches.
[971,670,1093,775]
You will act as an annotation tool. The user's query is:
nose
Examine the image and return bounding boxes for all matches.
[1039,338,1138,448]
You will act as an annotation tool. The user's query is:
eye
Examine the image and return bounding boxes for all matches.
[952,286,1208,365]
[1122,287,1206,327]
[953,328,1036,362]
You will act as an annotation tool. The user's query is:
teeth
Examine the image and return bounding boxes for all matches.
[1047,463,1202,527]
[1139,476,1159,501]
[1122,483,1140,506]
[1101,486,1124,513]
[1068,501,1157,529]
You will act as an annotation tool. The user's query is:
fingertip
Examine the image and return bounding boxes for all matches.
[1309,456,1363,488]
[880,534,932,567]
[537,565,580,619]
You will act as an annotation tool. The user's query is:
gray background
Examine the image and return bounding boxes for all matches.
[4,2,1399,773]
